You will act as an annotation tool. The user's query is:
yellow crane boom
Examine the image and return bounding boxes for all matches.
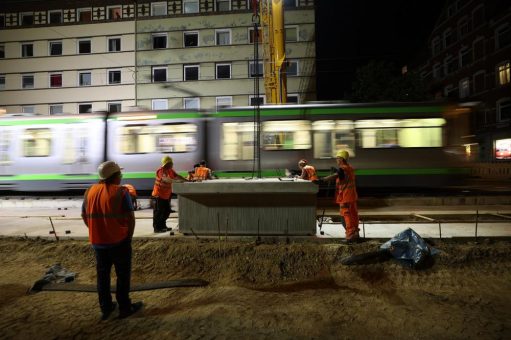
[259,0,287,104]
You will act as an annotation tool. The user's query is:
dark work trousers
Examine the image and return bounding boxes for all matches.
[153,197,171,230]
[94,238,132,314]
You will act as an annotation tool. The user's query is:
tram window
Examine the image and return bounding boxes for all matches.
[356,118,445,148]
[155,123,197,153]
[262,120,311,150]
[313,120,355,158]
[22,128,52,157]
[118,123,197,154]
[221,122,254,160]
[119,125,153,154]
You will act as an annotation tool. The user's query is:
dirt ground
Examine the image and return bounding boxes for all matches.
[0,236,510,339]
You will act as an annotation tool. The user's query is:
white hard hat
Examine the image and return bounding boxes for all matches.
[98,161,123,180]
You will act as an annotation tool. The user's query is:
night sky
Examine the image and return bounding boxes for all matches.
[315,0,445,100]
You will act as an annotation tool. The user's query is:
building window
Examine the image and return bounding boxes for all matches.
[216,29,231,45]
[249,61,263,78]
[249,27,262,44]
[184,65,199,81]
[20,12,34,26]
[497,62,510,86]
[151,2,167,16]
[184,0,199,13]
[78,40,91,54]
[152,34,167,49]
[458,17,469,38]
[78,103,92,114]
[473,37,484,60]
[459,47,472,68]
[459,78,470,98]
[152,99,168,110]
[184,97,200,109]
[216,63,231,79]
[472,5,484,28]
[497,98,511,121]
[444,56,457,75]
[284,0,297,9]
[0,15,5,28]
[49,41,62,56]
[287,94,299,103]
[22,106,35,114]
[107,6,122,20]
[496,25,511,50]
[443,28,455,48]
[0,44,5,58]
[216,96,232,109]
[444,84,455,98]
[285,26,298,42]
[216,0,230,11]
[77,8,92,22]
[184,31,199,47]
[48,10,62,24]
[433,63,442,79]
[108,70,121,84]
[473,71,485,94]
[49,73,62,88]
[432,37,442,55]
[152,66,167,82]
[108,37,121,52]
[249,95,265,106]
[287,60,298,76]
[22,43,33,57]
[79,71,92,86]
[49,104,63,115]
[22,74,34,89]
[108,102,122,113]
[0,75,5,89]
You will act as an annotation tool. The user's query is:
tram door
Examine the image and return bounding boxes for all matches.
[0,128,13,175]
[61,124,93,174]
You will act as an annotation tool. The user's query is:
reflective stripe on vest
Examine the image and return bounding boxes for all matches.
[151,166,173,199]
[335,164,358,203]
[83,184,129,245]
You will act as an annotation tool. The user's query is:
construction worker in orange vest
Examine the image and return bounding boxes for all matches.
[322,150,360,243]
[152,156,188,233]
[81,161,143,320]
[297,159,319,183]
[122,184,138,210]
[194,160,213,181]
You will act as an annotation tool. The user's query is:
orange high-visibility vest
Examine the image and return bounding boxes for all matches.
[303,165,318,181]
[335,164,358,204]
[194,166,211,180]
[151,166,177,199]
[83,184,129,245]
[123,184,137,198]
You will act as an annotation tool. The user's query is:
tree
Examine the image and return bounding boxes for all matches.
[351,61,430,102]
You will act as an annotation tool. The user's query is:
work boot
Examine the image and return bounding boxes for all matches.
[100,302,117,321]
[119,301,143,319]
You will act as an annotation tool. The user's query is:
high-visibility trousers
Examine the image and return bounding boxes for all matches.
[340,201,359,240]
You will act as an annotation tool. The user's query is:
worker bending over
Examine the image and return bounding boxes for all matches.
[297,159,318,183]
[194,160,213,181]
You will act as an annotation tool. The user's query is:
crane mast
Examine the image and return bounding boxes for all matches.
[258,0,287,104]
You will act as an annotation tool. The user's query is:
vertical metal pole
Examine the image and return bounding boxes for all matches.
[475,209,479,242]
[438,221,442,240]
[362,220,365,239]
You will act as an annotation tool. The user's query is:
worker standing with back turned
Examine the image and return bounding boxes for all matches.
[152,156,188,233]
[322,150,360,243]
[81,161,143,320]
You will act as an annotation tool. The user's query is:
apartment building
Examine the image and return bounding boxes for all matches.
[0,0,316,115]
[419,0,511,161]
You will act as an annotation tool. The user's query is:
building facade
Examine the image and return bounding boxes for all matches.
[419,0,511,161]
[0,0,316,115]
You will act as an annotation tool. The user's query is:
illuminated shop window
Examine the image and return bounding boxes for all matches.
[313,120,355,158]
[495,138,511,160]
[497,62,510,85]
[22,129,52,157]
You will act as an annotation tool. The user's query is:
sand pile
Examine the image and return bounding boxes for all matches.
[0,237,510,339]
